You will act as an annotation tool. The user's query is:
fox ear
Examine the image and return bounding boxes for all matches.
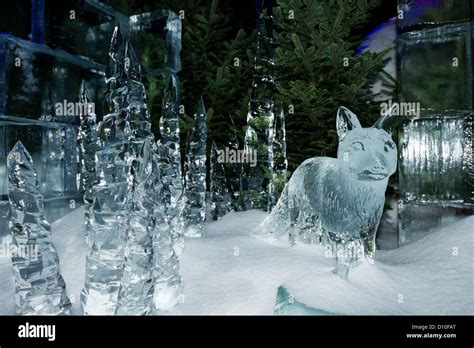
[337,106,361,140]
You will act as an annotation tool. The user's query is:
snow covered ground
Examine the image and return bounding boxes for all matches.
[0,207,472,315]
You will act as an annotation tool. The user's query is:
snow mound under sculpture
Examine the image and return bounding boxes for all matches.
[254,106,397,278]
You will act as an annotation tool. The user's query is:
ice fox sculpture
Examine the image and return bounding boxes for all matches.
[254,106,397,278]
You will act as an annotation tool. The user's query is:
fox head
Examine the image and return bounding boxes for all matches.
[336,106,397,181]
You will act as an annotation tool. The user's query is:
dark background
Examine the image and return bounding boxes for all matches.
[0,0,397,44]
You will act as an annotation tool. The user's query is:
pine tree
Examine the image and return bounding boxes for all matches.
[273,0,390,169]
[153,0,255,151]
[103,0,255,152]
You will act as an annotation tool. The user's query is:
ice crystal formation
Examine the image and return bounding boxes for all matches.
[7,141,71,315]
[81,26,134,315]
[241,2,275,210]
[183,98,208,237]
[78,80,98,241]
[210,141,231,220]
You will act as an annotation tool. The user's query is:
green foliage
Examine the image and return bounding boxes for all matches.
[273,0,390,169]
[158,0,255,149]
[103,0,255,151]
[103,0,389,173]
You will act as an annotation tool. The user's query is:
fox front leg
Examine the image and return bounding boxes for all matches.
[363,222,380,263]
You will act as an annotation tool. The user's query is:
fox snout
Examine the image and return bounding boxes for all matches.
[359,164,389,180]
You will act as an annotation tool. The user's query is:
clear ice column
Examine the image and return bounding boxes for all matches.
[159,73,185,255]
[152,143,183,312]
[241,2,275,210]
[268,103,287,211]
[151,72,184,311]
[81,26,133,315]
[7,141,71,315]
[183,97,208,237]
[225,114,243,210]
[117,43,164,315]
[78,80,98,241]
[210,141,231,220]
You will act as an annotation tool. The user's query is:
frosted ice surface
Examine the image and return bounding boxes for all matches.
[254,107,397,277]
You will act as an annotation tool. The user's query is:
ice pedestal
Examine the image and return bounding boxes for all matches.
[7,141,71,315]
[274,286,336,316]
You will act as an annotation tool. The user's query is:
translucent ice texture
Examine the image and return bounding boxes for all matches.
[0,118,78,198]
[81,27,133,315]
[268,103,287,211]
[399,116,471,205]
[82,30,183,314]
[78,81,98,238]
[397,0,471,30]
[115,44,155,315]
[118,43,182,314]
[130,9,182,73]
[254,107,397,278]
[397,23,472,116]
[224,114,242,210]
[159,73,185,255]
[152,143,183,312]
[210,141,231,221]
[0,34,106,122]
[0,199,9,238]
[241,4,275,210]
[7,141,71,315]
[184,98,207,237]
